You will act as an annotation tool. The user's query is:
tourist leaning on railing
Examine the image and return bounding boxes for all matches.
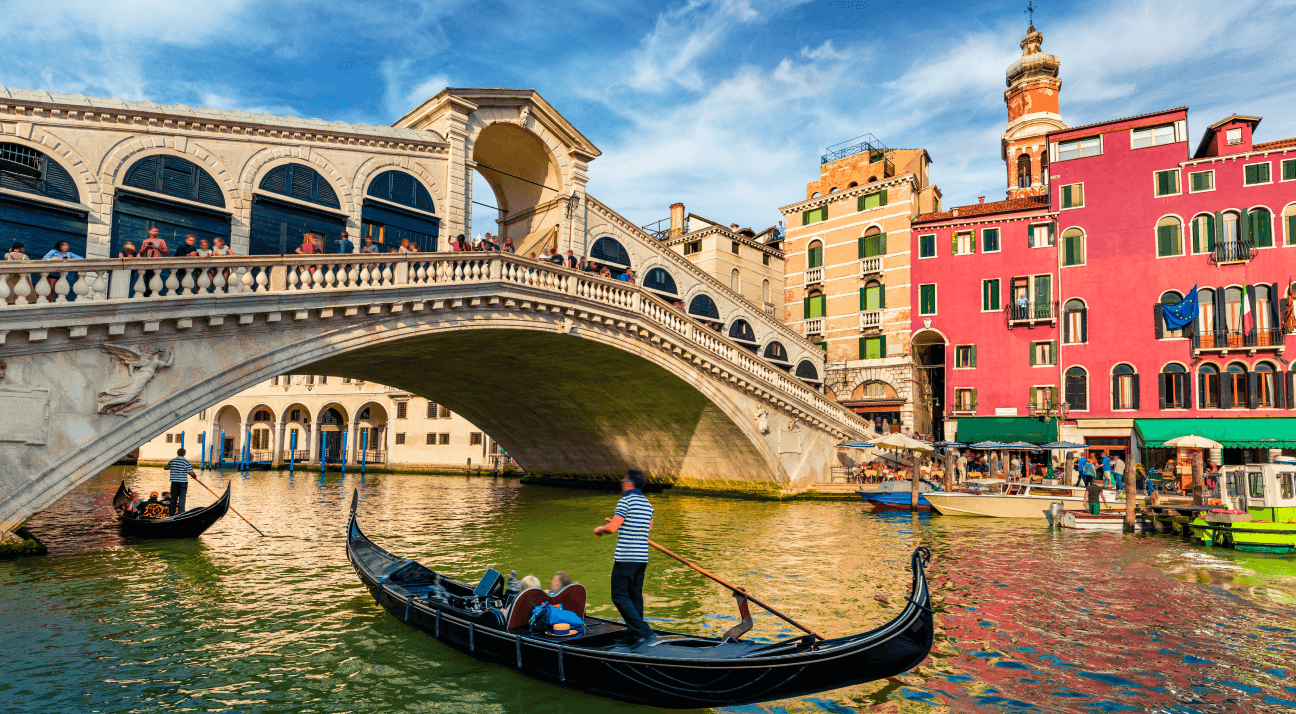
[4,242,29,304]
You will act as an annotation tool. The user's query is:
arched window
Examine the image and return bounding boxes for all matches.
[795,359,820,381]
[113,155,230,257]
[0,142,86,258]
[1224,287,1245,339]
[1061,227,1084,266]
[861,280,883,312]
[1064,367,1088,411]
[1017,153,1032,188]
[1283,203,1296,247]
[1222,211,1240,243]
[1158,291,1185,339]
[810,191,821,198]
[730,268,740,292]
[362,170,438,252]
[1112,364,1138,410]
[1160,364,1189,409]
[1191,213,1215,254]
[804,289,826,319]
[1063,299,1087,344]
[591,236,631,268]
[829,187,839,193]
[1248,207,1273,247]
[761,279,770,304]
[1199,363,1220,408]
[1225,362,1249,408]
[123,155,225,207]
[688,293,720,320]
[847,182,858,188]
[1255,362,1279,407]
[807,240,823,269]
[252,409,274,422]
[259,163,340,208]
[1198,288,1217,346]
[1156,216,1183,257]
[643,267,678,296]
[763,341,788,363]
[728,319,756,344]
[861,226,885,258]
[1256,285,1276,343]
[854,381,898,400]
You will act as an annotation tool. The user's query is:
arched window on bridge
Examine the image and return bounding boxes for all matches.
[249,163,347,255]
[643,267,678,298]
[0,142,87,259]
[362,170,439,252]
[763,341,790,368]
[728,319,757,352]
[795,359,821,382]
[688,293,720,320]
[591,236,632,278]
[112,154,230,257]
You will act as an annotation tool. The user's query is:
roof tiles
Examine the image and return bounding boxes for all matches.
[1254,137,1296,151]
[913,194,1049,224]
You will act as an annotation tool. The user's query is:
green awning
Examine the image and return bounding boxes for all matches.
[955,417,1058,444]
[1134,418,1296,449]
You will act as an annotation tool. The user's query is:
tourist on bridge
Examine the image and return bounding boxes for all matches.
[362,236,379,253]
[174,234,198,258]
[166,448,197,516]
[337,230,354,255]
[42,240,83,260]
[618,268,635,284]
[140,227,169,258]
[211,237,234,257]
[593,469,655,647]
[295,233,319,256]
[4,242,28,305]
[502,238,515,253]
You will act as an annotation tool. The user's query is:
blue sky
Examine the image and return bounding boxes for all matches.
[4,0,1295,231]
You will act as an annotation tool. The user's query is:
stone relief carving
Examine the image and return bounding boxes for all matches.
[96,345,174,415]
[754,408,769,435]
[517,105,530,125]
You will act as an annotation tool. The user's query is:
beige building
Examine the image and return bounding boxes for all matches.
[139,377,504,470]
[779,136,941,432]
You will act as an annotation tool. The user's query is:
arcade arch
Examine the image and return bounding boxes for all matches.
[470,121,563,250]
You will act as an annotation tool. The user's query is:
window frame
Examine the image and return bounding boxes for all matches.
[1244,161,1272,186]
[1154,169,1180,197]
[1188,169,1215,193]
[918,283,937,316]
[953,230,975,256]
[1155,215,1184,258]
[860,335,886,360]
[1029,340,1057,367]
[953,344,977,370]
[1063,299,1087,344]
[1281,158,1296,183]
[918,233,936,259]
[981,278,1001,312]
[1112,364,1138,411]
[1028,222,1055,248]
[1064,366,1089,412]
[952,387,977,414]
[802,205,828,225]
[1130,124,1178,149]
[1059,182,1085,210]
[1061,226,1085,267]
[1055,135,1103,162]
[1160,363,1191,409]
[1198,363,1221,409]
[982,227,1000,253]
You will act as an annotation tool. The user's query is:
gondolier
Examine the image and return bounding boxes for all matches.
[593,469,655,647]
[167,448,197,516]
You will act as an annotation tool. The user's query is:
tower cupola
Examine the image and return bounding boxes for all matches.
[1002,24,1066,199]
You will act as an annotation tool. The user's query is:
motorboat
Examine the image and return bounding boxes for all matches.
[925,481,1123,518]
[856,479,940,511]
[1190,460,1296,554]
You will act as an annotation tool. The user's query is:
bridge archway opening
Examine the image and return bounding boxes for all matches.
[355,402,389,459]
[318,405,349,464]
[281,402,311,459]
[471,122,562,250]
[211,405,242,460]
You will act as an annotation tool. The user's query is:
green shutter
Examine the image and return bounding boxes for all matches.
[1283,159,1296,181]
[982,281,990,311]
[803,296,810,319]
[1288,214,1296,246]
[1157,225,1180,256]
[1157,171,1169,196]
[970,229,977,253]
[1050,341,1058,365]
[971,344,977,368]
[879,189,888,206]
[1030,386,1038,405]
[858,337,866,359]
[971,388,977,411]
[1062,185,1072,208]
[858,237,864,259]
[1240,208,1251,244]
[1192,217,1201,254]
[879,334,886,358]
[1030,342,1037,366]
[879,284,886,309]
[1255,210,1273,247]
[952,233,959,255]
[859,287,865,312]
[1214,211,1224,245]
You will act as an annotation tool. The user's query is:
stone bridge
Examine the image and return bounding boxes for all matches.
[0,251,874,529]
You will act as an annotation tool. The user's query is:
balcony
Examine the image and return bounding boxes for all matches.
[805,267,823,285]
[762,301,777,316]
[859,310,883,331]
[282,449,310,462]
[859,257,882,276]
[804,318,824,336]
[1210,240,1257,265]
[1193,327,1286,354]
[1004,300,1058,329]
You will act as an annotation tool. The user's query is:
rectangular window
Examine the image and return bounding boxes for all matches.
[1031,386,1059,410]
[919,284,937,315]
[1028,223,1054,248]
[1283,158,1296,182]
[319,376,327,384]
[919,234,936,258]
[802,206,828,225]
[198,410,207,421]
[342,378,352,384]
[1057,136,1101,161]
[982,228,1000,252]
[1226,128,1243,145]
[982,278,1001,311]
[953,388,977,413]
[861,335,885,360]
[1131,124,1176,148]
[395,433,406,445]
[439,405,451,419]
[731,241,741,255]
[1189,170,1214,192]
[439,433,450,445]
[470,432,483,446]
[1244,162,1271,185]
[1060,183,1084,209]
[396,402,408,419]
[953,230,975,255]
[166,433,174,443]
[1154,169,1180,196]
[426,433,436,445]
[427,401,438,418]
[683,240,701,255]
[858,190,888,211]
[954,345,977,368]
[1030,340,1057,366]
[271,376,279,386]
[763,253,771,266]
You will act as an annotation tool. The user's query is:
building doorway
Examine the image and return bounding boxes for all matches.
[911,330,947,439]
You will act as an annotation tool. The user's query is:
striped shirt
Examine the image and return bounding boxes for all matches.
[612,489,653,563]
[167,457,192,483]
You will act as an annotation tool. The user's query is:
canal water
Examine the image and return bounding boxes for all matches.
[3,467,1295,713]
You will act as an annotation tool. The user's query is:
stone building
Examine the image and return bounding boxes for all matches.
[778,136,941,433]
[139,377,503,470]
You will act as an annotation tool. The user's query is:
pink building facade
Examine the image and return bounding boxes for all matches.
[909,30,1296,467]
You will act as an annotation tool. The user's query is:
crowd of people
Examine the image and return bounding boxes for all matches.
[846,447,1141,490]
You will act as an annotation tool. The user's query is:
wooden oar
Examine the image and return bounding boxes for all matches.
[191,475,265,536]
[648,540,824,640]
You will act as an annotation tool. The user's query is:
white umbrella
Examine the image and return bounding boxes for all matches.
[870,433,935,452]
[1163,434,1223,449]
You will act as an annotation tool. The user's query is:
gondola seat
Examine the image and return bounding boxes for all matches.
[503,583,588,631]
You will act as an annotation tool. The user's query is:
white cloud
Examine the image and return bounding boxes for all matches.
[379,61,451,120]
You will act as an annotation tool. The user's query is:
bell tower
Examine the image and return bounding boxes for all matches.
[1002,24,1065,199]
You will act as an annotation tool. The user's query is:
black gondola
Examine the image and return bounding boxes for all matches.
[344,489,934,709]
[111,481,231,539]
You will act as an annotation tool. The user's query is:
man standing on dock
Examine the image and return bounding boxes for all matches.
[593,469,655,647]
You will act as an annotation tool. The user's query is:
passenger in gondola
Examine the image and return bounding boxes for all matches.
[137,492,168,519]
[122,489,143,517]
[550,571,575,595]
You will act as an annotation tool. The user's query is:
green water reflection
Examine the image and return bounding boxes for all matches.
[3,466,1295,713]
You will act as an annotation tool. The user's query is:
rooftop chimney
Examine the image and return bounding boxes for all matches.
[669,203,685,239]
[952,207,960,217]
[978,196,986,204]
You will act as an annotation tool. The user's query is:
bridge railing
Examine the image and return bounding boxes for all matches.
[0,252,871,437]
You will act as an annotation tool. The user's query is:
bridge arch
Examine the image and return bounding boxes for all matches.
[100,137,240,210]
[467,117,566,246]
[351,158,445,223]
[240,150,354,215]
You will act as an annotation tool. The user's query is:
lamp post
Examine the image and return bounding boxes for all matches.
[1029,397,1071,482]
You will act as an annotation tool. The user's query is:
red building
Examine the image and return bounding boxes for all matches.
[909,25,1296,468]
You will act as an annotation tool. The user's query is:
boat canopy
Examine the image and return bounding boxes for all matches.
[1135,418,1296,449]
[955,417,1058,445]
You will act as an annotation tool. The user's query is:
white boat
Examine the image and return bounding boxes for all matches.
[1049,511,1145,532]
[925,482,1124,518]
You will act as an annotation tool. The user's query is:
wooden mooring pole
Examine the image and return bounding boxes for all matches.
[1124,461,1137,533]
[1192,453,1205,506]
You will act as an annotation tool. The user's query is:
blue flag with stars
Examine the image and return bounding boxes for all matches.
[1162,285,1199,330]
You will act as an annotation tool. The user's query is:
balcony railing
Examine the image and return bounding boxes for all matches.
[282,449,310,462]
[805,267,823,284]
[1005,300,1058,328]
[762,301,777,316]
[358,449,387,464]
[1210,240,1257,265]
[859,310,882,331]
[1193,327,1286,353]
[859,257,882,275]
[804,318,823,335]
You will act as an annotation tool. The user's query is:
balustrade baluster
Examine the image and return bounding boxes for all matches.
[196,268,211,294]
[346,264,358,287]
[309,265,322,289]
[241,267,256,292]
[180,266,196,295]
[91,271,109,300]
[416,262,428,284]
[32,272,51,303]
[0,275,10,304]
[162,267,180,296]
[359,264,372,286]
[255,267,269,292]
